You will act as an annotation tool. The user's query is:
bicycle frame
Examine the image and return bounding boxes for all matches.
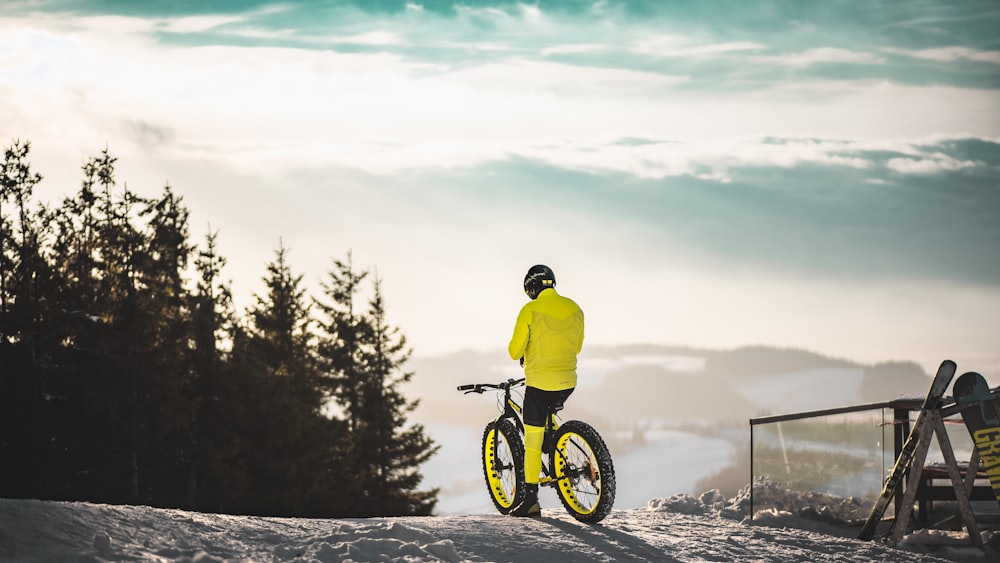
[459,378,562,483]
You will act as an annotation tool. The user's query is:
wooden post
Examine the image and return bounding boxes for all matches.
[886,411,935,541]
[888,411,983,547]
[930,414,983,547]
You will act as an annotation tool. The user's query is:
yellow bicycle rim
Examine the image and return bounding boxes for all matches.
[484,429,517,509]
[554,432,601,515]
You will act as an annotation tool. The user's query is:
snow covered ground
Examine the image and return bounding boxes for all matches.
[2,483,996,562]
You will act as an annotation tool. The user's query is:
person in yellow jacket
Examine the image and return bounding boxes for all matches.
[507,264,584,517]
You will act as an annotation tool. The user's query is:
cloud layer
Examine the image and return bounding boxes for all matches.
[2,0,998,371]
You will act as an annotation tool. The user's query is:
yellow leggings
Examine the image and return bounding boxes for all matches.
[524,423,544,485]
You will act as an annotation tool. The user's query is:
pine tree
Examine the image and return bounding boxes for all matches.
[0,140,44,341]
[238,243,343,515]
[316,255,438,516]
[356,275,439,516]
[314,252,369,434]
[187,230,243,511]
[0,139,49,498]
[134,184,197,506]
[191,230,234,379]
[52,147,168,503]
[41,149,121,501]
[88,151,152,503]
[0,140,45,355]
[248,243,314,385]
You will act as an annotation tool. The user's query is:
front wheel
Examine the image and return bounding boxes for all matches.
[551,420,616,523]
[481,418,525,514]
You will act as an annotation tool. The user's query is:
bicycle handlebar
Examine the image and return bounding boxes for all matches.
[456,378,525,394]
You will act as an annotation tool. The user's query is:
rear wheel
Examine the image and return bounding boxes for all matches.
[481,418,525,514]
[551,420,615,523]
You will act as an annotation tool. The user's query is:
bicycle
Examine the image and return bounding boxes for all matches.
[457,377,615,523]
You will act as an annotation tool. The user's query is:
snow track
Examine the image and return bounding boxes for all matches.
[1,496,985,562]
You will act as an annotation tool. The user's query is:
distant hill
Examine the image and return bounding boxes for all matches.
[700,345,857,378]
[407,345,932,426]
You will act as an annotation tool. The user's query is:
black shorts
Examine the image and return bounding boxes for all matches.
[523,386,574,427]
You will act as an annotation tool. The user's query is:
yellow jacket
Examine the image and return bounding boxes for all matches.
[508,288,584,391]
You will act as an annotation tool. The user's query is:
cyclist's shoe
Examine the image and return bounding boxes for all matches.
[512,499,541,517]
[512,484,541,518]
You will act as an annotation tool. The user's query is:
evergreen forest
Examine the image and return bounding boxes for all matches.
[0,140,439,517]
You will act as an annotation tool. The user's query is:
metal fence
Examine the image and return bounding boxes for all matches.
[748,398,978,520]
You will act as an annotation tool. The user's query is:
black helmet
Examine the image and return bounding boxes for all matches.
[523,264,555,299]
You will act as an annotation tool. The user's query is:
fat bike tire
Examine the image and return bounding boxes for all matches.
[481,418,525,514]
[551,420,615,523]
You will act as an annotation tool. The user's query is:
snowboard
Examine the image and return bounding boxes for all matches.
[858,359,956,540]
[953,371,1000,506]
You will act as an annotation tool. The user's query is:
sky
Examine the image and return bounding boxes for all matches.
[2,0,999,375]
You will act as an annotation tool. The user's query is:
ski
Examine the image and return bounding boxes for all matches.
[953,370,1000,507]
[858,359,956,540]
